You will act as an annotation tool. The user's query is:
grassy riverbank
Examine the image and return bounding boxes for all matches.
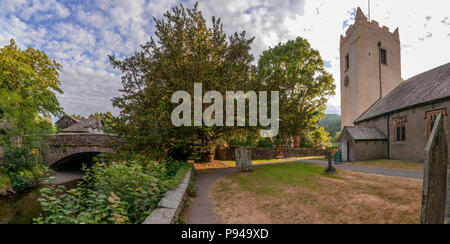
[0,163,51,197]
[35,157,192,224]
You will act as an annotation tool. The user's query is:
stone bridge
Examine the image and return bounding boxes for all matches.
[42,133,117,168]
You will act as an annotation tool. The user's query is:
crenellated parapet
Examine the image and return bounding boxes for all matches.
[340,7,399,48]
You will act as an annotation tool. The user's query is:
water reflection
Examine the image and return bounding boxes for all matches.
[0,171,83,224]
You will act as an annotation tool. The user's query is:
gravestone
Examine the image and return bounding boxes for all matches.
[235,147,253,172]
[325,150,336,174]
[421,114,448,224]
[446,172,450,223]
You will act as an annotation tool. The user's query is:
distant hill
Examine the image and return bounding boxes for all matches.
[319,114,341,137]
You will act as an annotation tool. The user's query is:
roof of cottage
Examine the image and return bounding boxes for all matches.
[60,118,104,133]
[56,115,81,124]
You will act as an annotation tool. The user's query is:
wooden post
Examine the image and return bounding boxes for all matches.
[421,114,448,224]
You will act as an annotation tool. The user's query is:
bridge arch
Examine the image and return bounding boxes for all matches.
[42,133,116,168]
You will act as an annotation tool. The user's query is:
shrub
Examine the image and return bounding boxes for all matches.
[35,157,191,224]
[8,170,34,192]
[0,173,11,195]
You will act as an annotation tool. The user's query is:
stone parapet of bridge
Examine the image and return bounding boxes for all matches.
[44,133,117,147]
[42,133,117,167]
[1,133,118,166]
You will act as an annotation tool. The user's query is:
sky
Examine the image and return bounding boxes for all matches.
[0,0,449,119]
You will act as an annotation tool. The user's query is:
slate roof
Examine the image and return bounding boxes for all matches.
[60,118,104,133]
[355,62,450,123]
[56,115,81,124]
[339,126,387,141]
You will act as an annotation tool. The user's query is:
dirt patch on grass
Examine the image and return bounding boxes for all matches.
[194,158,301,170]
[212,165,422,224]
[194,161,235,170]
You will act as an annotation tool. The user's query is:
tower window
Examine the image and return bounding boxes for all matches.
[345,54,350,70]
[380,49,387,65]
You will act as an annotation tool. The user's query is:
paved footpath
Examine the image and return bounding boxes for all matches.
[301,159,424,179]
[186,158,431,224]
[186,167,237,224]
[186,159,300,224]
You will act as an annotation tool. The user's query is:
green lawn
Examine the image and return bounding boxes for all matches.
[223,157,326,166]
[228,162,340,193]
[212,161,422,224]
[347,159,424,171]
[296,156,326,161]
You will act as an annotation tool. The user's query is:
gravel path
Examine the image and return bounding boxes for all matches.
[186,158,433,224]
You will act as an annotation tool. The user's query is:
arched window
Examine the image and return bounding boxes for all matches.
[426,109,447,139]
[393,117,407,143]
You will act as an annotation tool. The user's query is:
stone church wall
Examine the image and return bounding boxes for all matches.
[356,100,450,163]
[354,140,387,161]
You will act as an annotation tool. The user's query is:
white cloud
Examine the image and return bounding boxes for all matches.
[194,0,306,57]
[18,0,71,20]
[1,0,449,119]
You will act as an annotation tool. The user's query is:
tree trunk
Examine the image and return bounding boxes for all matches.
[294,135,301,148]
[200,152,213,163]
[198,146,215,163]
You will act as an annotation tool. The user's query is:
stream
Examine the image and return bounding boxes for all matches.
[0,171,84,224]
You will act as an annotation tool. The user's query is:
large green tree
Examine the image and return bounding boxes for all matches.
[0,39,63,191]
[110,3,255,162]
[257,37,335,147]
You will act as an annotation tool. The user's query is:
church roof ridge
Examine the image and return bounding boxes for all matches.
[354,62,450,123]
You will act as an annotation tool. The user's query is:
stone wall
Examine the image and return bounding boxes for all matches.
[354,140,387,161]
[0,134,117,165]
[340,8,402,129]
[42,145,113,166]
[42,133,117,166]
[215,146,337,161]
[44,133,116,147]
[357,99,450,163]
[143,169,192,224]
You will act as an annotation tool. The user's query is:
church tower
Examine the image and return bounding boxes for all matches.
[340,7,403,129]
